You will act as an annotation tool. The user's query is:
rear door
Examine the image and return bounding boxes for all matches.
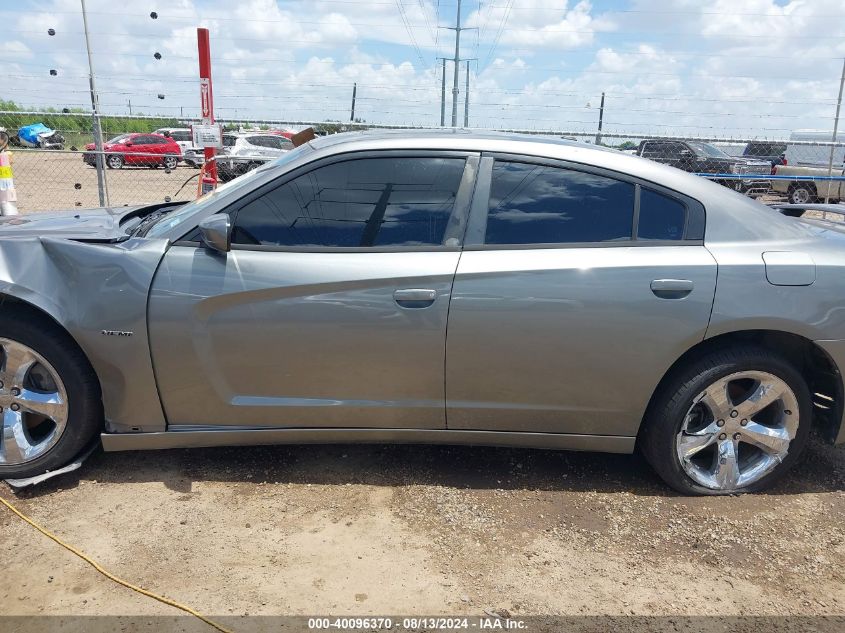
[149,152,478,429]
[446,156,717,437]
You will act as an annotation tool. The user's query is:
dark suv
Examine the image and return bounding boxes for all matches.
[637,140,771,196]
[742,142,786,168]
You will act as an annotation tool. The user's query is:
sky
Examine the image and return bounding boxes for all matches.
[3,0,845,139]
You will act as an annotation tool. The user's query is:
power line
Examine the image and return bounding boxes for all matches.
[395,0,430,70]
[480,0,512,69]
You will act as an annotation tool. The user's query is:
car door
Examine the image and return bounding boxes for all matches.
[130,135,157,166]
[446,156,717,437]
[148,152,478,429]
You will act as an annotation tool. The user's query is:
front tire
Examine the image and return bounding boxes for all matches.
[0,309,102,479]
[640,346,811,495]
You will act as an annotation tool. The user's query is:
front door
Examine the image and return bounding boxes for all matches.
[446,157,717,437]
[149,153,476,429]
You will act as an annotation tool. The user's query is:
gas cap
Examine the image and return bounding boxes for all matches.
[762,251,815,286]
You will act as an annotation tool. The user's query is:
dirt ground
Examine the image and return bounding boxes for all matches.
[9,150,198,212]
[2,436,845,630]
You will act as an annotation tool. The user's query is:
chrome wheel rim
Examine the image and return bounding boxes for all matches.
[107,155,121,169]
[164,157,177,169]
[0,338,68,465]
[676,371,799,491]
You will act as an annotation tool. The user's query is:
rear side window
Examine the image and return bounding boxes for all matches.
[232,157,466,248]
[484,161,635,245]
[638,188,687,240]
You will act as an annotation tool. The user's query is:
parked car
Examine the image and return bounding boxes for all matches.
[217,133,294,182]
[152,128,194,154]
[4,130,845,495]
[771,163,845,203]
[637,139,771,196]
[83,133,181,169]
[15,123,64,150]
[182,146,205,168]
[742,142,786,168]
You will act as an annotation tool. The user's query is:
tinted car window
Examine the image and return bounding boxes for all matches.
[638,189,687,240]
[232,157,465,247]
[484,161,635,245]
[222,135,238,147]
[170,131,191,142]
[247,136,270,148]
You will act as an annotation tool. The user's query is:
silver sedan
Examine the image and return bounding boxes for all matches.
[1,130,843,495]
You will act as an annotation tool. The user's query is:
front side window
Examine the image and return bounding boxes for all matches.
[484,161,635,245]
[231,157,466,248]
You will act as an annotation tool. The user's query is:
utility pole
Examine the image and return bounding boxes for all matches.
[464,60,470,127]
[81,0,108,206]
[440,59,447,126]
[595,92,605,145]
[450,0,462,127]
[128,99,132,115]
[439,0,477,127]
[825,59,845,203]
[350,82,357,122]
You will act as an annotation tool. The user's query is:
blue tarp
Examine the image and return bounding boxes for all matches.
[18,123,53,146]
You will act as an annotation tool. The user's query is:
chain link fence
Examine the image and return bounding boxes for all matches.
[1,111,844,212]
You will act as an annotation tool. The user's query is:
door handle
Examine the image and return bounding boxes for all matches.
[393,288,437,308]
[651,279,694,299]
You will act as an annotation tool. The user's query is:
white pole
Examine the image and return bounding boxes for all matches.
[825,59,845,204]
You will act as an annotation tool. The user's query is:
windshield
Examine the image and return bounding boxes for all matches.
[107,134,131,144]
[687,142,730,158]
[145,144,313,238]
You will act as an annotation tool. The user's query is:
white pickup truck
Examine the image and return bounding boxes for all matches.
[772,164,845,204]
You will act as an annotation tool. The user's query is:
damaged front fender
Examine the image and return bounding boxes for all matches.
[0,236,169,433]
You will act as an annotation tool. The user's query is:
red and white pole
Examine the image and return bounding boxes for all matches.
[197,28,217,193]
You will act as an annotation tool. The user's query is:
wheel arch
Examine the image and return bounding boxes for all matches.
[0,292,103,392]
[787,181,818,196]
[641,329,843,444]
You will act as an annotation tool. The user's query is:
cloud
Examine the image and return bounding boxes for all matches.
[3,0,845,138]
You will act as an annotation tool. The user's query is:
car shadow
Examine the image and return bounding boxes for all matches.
[9,433,845,500]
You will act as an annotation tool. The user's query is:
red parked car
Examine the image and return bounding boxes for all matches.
[83,133,181,169]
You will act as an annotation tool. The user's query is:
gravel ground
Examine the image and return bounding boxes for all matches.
[2,436,845,629]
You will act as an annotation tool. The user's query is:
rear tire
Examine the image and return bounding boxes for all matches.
[0,309,102,479]
[163,155,178,170]
[639,346,811,495]
[788,184,815,205]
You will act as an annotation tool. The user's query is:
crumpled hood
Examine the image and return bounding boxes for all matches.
[0,205,143,241]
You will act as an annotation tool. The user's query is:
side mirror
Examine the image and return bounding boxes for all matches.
[198,213,231,253]
[124,141,133,147]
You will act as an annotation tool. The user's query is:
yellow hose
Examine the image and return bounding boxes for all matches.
[0,495,233,633]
